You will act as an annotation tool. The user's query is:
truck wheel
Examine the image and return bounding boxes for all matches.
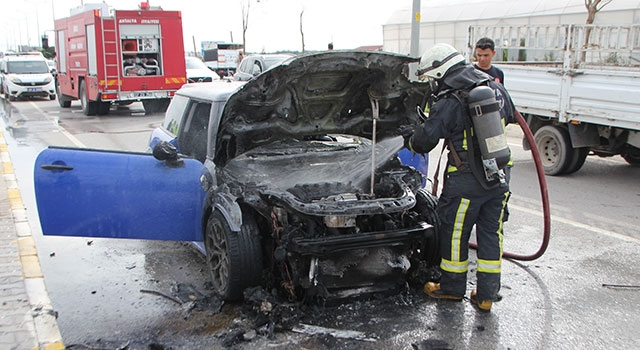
[79,81,97,116]
[534,125,571,175]
[204,210,262,301]
[56,82,71,108]
[159,98,171,112]
[563,147,589,174]
[142,100,159,114]
[621,145,640,166]
[97,101,111,115]
[413,189,440,267]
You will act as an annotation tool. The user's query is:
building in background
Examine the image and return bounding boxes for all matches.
[383,0,640,57]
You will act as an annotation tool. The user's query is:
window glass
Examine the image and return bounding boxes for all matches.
[178,101,212,162]
[7,60,49,74]
[163,95,190,136]
[251,61,262,75]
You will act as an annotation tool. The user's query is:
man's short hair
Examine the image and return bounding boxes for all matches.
[475,37,495,51]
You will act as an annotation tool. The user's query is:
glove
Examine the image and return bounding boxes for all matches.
[397,125,416,151]
[397,125,415,138]
[405,135,415,152]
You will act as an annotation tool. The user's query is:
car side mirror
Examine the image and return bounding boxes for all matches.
[152,141,184,168]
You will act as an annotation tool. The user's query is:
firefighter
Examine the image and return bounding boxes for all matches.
[403,43,515,312]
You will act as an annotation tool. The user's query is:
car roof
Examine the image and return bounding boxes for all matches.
[174,81,246,102]
[242,53,295,64]
[5,54,47,61]
[244,53,294,58]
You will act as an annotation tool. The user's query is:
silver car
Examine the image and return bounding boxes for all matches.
[233,53,295,81]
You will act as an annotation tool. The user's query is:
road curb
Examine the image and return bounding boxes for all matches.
[0,130,65,349]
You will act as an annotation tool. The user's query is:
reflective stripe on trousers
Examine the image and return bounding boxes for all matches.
[436,174,510,300]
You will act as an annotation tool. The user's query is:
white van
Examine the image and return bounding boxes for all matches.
[0,53,56,101]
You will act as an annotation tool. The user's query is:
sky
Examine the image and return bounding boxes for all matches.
[0,0,413,53]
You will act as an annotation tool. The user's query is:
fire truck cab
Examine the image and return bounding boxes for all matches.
[54,2,186,116]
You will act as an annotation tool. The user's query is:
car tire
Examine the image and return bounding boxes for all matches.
[413,188,440,267]
[205,209,263,301]
[79,80,97,116]
[534,125,571,176]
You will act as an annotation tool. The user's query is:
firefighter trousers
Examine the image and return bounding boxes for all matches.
[436,172,510,301]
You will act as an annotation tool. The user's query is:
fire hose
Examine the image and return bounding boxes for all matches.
[469,110,551,261]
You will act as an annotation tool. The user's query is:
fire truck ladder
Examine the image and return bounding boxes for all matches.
[101,16,121,94]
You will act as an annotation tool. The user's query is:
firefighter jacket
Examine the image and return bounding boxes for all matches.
[410,65,516,179]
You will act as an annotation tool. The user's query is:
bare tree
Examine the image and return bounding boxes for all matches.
[585,0,613,25]
[582,0,613,62]
[242,0,250,52]
[300,9,305,53]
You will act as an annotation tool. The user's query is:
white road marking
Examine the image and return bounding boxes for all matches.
[29,101,86,147]
[509,203,640,243]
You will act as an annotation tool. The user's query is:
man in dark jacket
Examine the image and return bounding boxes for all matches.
[405,43,515,312]
[474,37,504,84]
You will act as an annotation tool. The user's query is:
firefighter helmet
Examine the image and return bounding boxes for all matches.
[417,43,465,80]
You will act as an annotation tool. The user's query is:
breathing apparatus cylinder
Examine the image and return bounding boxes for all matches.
[467,85,511,172]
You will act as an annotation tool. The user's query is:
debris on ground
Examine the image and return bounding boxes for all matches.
[125,280,437,348]
[291,323,377,342]
[601,283,640,289]
[411,338,454,350]
[139,283,224,313]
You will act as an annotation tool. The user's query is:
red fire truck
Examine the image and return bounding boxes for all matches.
[54,2,186,115]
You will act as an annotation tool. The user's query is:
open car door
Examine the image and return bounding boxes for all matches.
[34,147,206,242]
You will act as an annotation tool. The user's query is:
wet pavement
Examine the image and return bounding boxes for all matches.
[0,126,63,349]
[2,97,640,349]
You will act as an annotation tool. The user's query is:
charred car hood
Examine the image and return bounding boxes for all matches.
[218,51,430,157]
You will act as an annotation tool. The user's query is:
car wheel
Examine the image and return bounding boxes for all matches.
[79,80,97,116]
[534,125,571,176]
[414,188,440,267]
[204,210,263,300]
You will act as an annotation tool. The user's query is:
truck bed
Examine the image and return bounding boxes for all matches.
[500,63,640,132]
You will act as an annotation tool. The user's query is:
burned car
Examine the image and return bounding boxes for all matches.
[34,51,438,301]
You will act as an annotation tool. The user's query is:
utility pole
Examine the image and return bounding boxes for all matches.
[192,35,197,58]
[409,0,421,80]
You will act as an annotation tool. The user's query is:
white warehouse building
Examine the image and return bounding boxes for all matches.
[383,0,640,57]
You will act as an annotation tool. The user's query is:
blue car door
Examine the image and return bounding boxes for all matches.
[34,147,206,241]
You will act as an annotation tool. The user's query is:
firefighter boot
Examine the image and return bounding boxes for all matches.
[423,282,463,301]
[470,290,492,312]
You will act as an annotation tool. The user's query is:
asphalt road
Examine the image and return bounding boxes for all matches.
[2,97,639,349]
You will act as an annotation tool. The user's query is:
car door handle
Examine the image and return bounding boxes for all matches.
[40,164,74,171]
